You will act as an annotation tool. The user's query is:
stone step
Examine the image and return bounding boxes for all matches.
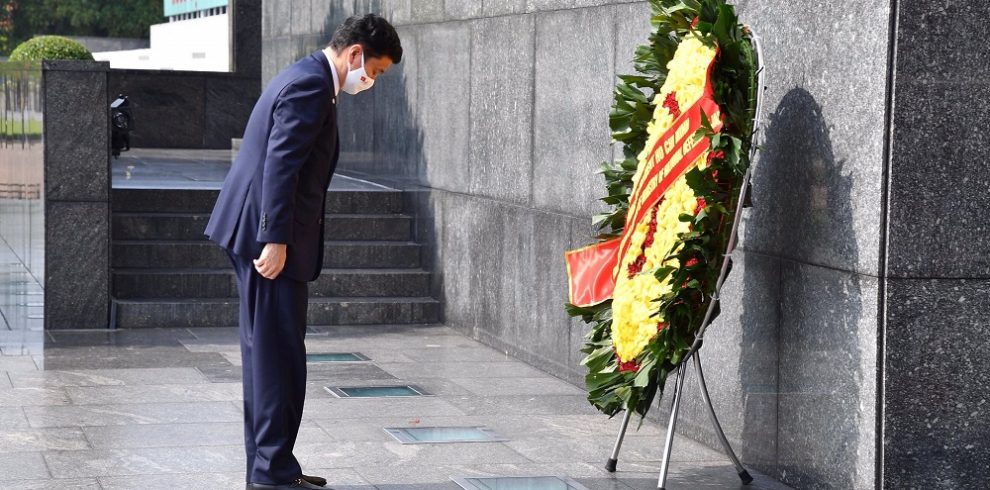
[112,188,404,214]
[111,240,422,269]
[113,296,441,328]
[112,212,413,241]
[112,268,432,299]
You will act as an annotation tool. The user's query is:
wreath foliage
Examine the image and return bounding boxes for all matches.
[566,0,759,420]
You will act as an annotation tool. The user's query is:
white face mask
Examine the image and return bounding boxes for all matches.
[342,51,374,95]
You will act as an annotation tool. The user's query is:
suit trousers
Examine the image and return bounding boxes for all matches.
[225,248,309,485]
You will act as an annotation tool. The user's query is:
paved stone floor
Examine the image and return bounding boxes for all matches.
[0,324,791,489]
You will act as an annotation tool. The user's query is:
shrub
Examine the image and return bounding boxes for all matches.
[9,35,93,62]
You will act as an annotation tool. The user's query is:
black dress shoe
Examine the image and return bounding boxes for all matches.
[247,477,330,489]
[302,474,327,487]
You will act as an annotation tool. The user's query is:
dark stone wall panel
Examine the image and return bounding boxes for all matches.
[884,278,990,489]
[43,64,110,202]
[887,81,990,278]
[44,201,109,329]
[109,70,258,149]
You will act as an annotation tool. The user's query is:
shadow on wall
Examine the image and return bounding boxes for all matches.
[741,87,864,487]
[298,0,425,176]
[302,2,438,299]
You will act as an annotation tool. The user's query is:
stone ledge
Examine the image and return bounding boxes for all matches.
[41,60,110,72]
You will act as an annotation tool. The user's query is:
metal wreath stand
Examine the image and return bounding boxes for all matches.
[603,27,767,490]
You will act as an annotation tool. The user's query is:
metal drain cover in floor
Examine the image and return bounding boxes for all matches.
[451,476,591,490]
[384,426,505,444]
[324,385,431,398]
[306,352,370,362]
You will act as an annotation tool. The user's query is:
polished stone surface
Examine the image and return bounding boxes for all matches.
[41,65,109,202]
[468,14,534,205]
[732,1,889,278]
[231,0,262,79]
[884,278,990,488]
[886,80,990,278]
[0,324,789,489]
[108,70,257,150]
[775,263,877,489]
[532,6,615,218]
[894,0,990,84]
[881,1,990,487]
[41,61,112,331]
[416,22,472,194]
[44,201,109,330]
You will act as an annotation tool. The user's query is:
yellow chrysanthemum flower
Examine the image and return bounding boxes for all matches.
[611,37,716,362]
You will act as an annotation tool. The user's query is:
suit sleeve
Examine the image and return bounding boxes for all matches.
[256,74,329,245]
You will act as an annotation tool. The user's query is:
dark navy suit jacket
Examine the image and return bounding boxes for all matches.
[204,50,340,282]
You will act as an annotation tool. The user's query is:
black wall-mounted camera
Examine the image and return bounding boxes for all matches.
[110,94,132,158]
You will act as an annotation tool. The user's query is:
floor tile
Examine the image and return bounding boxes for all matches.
[398,346,517,363]
[0,452,50,480]
[619,462,793,490]
[82,421,329,449]
[0,387,71,407]
[64,382,242,405]
[0,356,39,372]
[0,313,789,488]
[38,347,232,370]
[221,352,242,366]
[448,376,586,396]
[8,367,208,388]
[304,362,400,382]
[0,479,100,490]
[43,445,245,477]
[502,431,720,464]
[294,440,532,469]
[0,427,90,453]
[0,406,30,429]
[279,468,373,489]
[376,361,548,379]
[98,472,244,490]
[196,364,242,383]
[443,395,602,417]
[23,401,243,428]
[302,397,469,420]
[45,328,195,347]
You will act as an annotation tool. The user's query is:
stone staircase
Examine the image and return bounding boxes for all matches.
[110,186,440,328]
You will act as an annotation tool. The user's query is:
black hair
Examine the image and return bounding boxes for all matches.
[328,14,403,64]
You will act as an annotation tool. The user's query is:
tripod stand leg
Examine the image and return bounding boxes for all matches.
[693,353,753,484]
[605,409,633,472]
[657,364,687,490]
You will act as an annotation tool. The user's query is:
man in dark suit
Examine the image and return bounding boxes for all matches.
[203,14,402,490]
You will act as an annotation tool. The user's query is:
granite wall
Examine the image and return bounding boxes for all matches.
[670,1,890,487]
[882,1,990,488]
[41,60,112,330]
[264,0,988,488]
[108,69,258,149]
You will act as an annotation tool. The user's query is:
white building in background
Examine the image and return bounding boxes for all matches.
[91,0,230,72]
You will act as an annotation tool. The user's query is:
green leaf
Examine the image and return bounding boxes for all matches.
[633,359,656,387]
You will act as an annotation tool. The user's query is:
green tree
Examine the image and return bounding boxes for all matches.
[0,1,15,54]
[3,0,163,56]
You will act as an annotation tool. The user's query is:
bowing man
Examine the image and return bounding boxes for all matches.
[204,13,402,490]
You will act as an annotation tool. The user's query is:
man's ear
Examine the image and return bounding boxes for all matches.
[347,44,362,67]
